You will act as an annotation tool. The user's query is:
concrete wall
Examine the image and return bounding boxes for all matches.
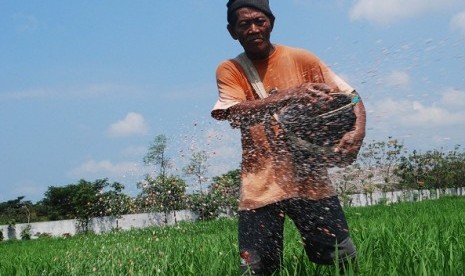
[1,187,463,241]
[344,187,465,207]
[0,210,197,241]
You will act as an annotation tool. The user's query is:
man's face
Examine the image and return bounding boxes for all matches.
[228,7,274,60]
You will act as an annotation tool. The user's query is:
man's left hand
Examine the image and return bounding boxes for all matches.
[333,129,364,165]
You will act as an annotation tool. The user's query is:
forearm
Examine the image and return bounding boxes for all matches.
[226,82,333,126]
[333,96,366,161]
[226,91,289,125]
[353,98,366,140]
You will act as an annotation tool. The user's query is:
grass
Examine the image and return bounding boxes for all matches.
[1,196,465,275]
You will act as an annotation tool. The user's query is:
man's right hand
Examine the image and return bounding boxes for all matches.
[275,82,335,108]
[298,82,334,102]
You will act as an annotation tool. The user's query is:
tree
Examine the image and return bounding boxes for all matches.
[143,134,172,178]
[0,196,34,225]
[189,169,241,220]
[41,179,132,232]
[73,179,106,231]
[183,150,209,193]
[210,169,241,206]
[188,190,223,221]
[331,165,359,207]
[395,150,429,191]
[443,146,465,194]
[394,145,465,195]
[41,185,79,220]
[137,175,187,223]
[141,134,173,212]
[139,134,189,223]
[357,137,405,192]
[426,147,465,192]
[99,182,134,220]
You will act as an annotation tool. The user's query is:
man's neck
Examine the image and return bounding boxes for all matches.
[246,44,276,61]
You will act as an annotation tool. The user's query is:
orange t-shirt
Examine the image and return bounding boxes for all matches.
[212,44,354,210]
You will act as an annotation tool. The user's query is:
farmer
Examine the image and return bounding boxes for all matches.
[211,0,366,274]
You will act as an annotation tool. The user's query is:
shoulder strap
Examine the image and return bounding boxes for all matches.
[234,53,269,99]
[234,53,281,125]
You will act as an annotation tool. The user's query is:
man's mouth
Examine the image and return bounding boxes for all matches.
[246,35,263,42]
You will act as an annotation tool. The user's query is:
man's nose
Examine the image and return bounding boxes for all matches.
[248,23,260,33]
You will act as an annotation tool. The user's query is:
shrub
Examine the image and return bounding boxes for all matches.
[189,193,222,221]
[7,221,16,240]
[20,225,32,240]
[36,232,52,239]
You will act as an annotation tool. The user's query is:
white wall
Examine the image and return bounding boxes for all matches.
[0,210,197,241]
[345,187,465,207]
[1,187,463,241]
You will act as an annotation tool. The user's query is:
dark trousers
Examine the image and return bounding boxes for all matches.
[238,196,356,275]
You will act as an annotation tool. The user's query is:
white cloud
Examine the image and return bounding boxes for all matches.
[385,71,410,88]
[69,159,149,180]
[372,94,465,128]
[405,101,464,126]
[349,0,458,25]
[451,10,465,34]
[107,112,148,137]
[67,159,152,197]
[0,87,55,100]
[440,87,465,108]
[13,13,39,32]
[0,83,142,100]
[121,145,147,158]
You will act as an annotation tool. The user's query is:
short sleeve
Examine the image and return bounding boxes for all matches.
[211,60,250,120]
[319,60,354,94]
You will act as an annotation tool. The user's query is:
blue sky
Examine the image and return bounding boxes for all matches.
[1,0,465,203]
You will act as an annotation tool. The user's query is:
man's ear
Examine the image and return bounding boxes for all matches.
[227,24,238,40]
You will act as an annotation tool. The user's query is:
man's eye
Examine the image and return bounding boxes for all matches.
[238,21,250,28]
[255,19,266,26]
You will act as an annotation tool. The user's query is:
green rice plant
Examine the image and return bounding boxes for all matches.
[1,196,464,275]
[0,219,240,275]
[346,196,465,275]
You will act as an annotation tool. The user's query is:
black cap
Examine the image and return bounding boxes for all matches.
[227,0,274,24]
